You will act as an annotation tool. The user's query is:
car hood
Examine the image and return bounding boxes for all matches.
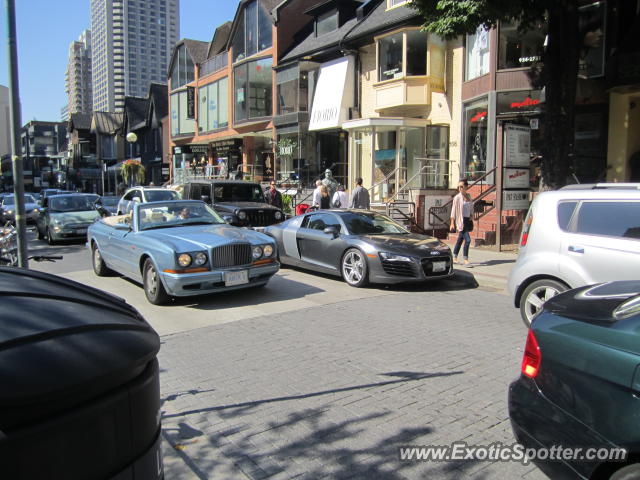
[215,201,277,211]
[140,224,272,250]
[50,210,101,223]
[3,202,38,211]
[360,233,450,256]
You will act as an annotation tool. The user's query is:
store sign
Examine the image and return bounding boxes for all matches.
[503,190,530,210]
[309,56,355,131]
[186,86,195,119]
[504,168,530,188]
[503,124,531,167]
[190,145,209,154]
[497,90,542,116]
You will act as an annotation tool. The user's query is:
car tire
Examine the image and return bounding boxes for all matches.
[92,243,112,277]
[47,227,56,245]
[610,464,640,480]
[143,258,169,305]
[520,279,569,327]
[341,248,369,288]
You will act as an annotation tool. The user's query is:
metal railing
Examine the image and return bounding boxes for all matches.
[367,167,406,204]
[200,52,228,77]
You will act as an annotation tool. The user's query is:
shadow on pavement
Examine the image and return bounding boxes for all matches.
[161,370,471,480]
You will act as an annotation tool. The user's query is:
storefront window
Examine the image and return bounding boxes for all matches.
[378,30,428,81]
[378,32,403,81]
[170,91,196,136]
[249,58,273,118]
[405,30,427,76]
[170,44,195,90]
[463,99,488,181]
[198,77,229,133]
[498,20,547,70]
[277,78,298,115]
[231,0,272,63]
[465,26,489,81]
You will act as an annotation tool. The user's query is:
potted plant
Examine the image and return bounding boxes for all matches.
[121,159,145,186]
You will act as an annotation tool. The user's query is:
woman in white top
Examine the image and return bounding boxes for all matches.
[332,184,349,209]
[450,179,474,265]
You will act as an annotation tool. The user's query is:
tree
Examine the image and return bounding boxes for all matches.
[410,0,581,189]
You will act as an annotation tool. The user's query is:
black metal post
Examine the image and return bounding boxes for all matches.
[6,0,28,268]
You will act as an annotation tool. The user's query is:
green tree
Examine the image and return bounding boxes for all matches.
[410,0,581,189]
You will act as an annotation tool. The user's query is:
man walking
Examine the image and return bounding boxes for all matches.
[266,181,283,209]
[349,177,370,209]
[312,179,322,208]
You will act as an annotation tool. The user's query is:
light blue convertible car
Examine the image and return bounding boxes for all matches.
[87,200,279,304]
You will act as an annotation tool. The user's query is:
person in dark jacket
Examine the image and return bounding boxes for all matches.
[349,177,370,209]
[266,181,283,209]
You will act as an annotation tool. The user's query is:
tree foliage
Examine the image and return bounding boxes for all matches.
[410,0,582,189]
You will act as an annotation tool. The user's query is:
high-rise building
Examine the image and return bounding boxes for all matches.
[65,30,93,117]
[91,0,179,113]
[0,85,11,159]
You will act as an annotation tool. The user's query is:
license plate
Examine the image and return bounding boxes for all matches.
[432,261,446,272]
[225,270,248,286]
[76,228,87,234]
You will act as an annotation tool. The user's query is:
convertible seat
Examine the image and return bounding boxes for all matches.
[102,214,131,226]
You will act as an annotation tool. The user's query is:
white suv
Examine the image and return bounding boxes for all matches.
[116,187,180,215]
[508,186,640,326]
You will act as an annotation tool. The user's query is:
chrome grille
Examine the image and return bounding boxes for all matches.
[211,243,252,268]
[246,210,276,227]
[381,260,417,277]
[65,223,91,229]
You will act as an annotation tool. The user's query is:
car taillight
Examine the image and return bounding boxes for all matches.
[520,212,533,247]
[521,329,541,378]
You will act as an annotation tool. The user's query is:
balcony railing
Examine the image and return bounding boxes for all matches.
[200,52,228,77]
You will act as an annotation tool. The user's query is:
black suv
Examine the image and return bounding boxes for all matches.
[183,180,284,228]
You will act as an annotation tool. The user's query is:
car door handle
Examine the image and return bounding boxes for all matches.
[568,245,584,254]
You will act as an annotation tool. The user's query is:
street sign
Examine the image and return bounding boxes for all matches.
[503,190,530,210]
[503,168,530,188]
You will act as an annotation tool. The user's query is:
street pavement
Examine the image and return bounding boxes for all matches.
[28,236,546,480]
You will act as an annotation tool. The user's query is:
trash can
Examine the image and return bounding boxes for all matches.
[0,267,163,480]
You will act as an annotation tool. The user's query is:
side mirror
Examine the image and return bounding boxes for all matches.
[323,226,339,238]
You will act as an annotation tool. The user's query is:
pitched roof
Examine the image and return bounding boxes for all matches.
[280,15,359,62]
[168,38,210,77]
[148,83,168,122]
[68,112,92,131]
[208,22,232,59]
[344,0,419,43]
[124,96,149,131]
[91,112,124,135]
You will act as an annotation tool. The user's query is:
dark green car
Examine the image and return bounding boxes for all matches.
[509,281,640,479]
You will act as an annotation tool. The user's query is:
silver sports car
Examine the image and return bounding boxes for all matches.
[264,209,454,287]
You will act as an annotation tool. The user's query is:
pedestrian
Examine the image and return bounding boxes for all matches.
[332,184,348,209]
[319,185,331,209]
[266,181,283,209]
[312,179,322,208]
[450,179,474,266]
[349,177,370,209]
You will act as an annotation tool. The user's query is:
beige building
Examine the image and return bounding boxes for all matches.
[65,30,93,117]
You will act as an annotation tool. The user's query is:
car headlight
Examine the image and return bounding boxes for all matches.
[379,252,413,262]
[178,253,192,267]
[252,245,263,259]
[5,210,13,216]
[53,225,61,232]
[238,211,247,220]
[194,251,207,266]
[274,211,283,220]
[262,244,274,257]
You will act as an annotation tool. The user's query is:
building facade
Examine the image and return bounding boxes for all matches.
[65,30,93,117]
[0,85,10,161]
[91,0,179,112]
[19,121,68,190]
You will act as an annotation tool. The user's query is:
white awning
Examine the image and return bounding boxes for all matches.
[308,56,354,131]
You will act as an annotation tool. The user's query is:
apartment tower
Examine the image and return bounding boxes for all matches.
[65,30,93,117]
[90,0,179,112]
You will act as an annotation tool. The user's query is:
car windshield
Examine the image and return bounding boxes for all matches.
[213,184,265,203]
[138,202,225,230]
[145,190,180,202]
[3,195,36,205]
[342,212,409,235]
[49,195,97,212]
[101,196,119,206]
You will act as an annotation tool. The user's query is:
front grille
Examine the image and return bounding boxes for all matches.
[421,256,452,277]
[211,243,252,268]
[246,210,276,227]
[381,260,417,277]
[65,222,91,229]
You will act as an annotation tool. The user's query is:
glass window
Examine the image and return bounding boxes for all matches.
[378,32,403,81]
[234,64,248,122]
[466,26,490,80]
[218,77,228,128]
[258,3,272,51]
[170,44,194,89]
[232,9,245,62]
[557,201,577,231]
[463,98,488,180]
[342,212,408,235]
[171,91,196,136]
[498,20,547,70]
[245,0,257,58]
[232,1,272,64]
[405,30,427,76]
[198,77,229,133]
[277,78,298,115]
[234,57,273,123]
[576,202,640,239]
[316,10,338,36]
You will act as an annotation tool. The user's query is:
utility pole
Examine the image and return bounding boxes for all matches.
[6,0,28,268]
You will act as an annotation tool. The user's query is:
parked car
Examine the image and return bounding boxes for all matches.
[88,200,279,304]
[182,180,284,228]
[98,195,120,215]
[117,187,180,215]
[0,194,40,223]
[509,280,640,480]
[507,188,640,326]
[264,209,453,287]
[0,267,163,479]
[36,193,102,244]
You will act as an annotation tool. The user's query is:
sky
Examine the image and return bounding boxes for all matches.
[0,0,240,123]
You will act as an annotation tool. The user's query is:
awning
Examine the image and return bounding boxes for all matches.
[308,56,354,131]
